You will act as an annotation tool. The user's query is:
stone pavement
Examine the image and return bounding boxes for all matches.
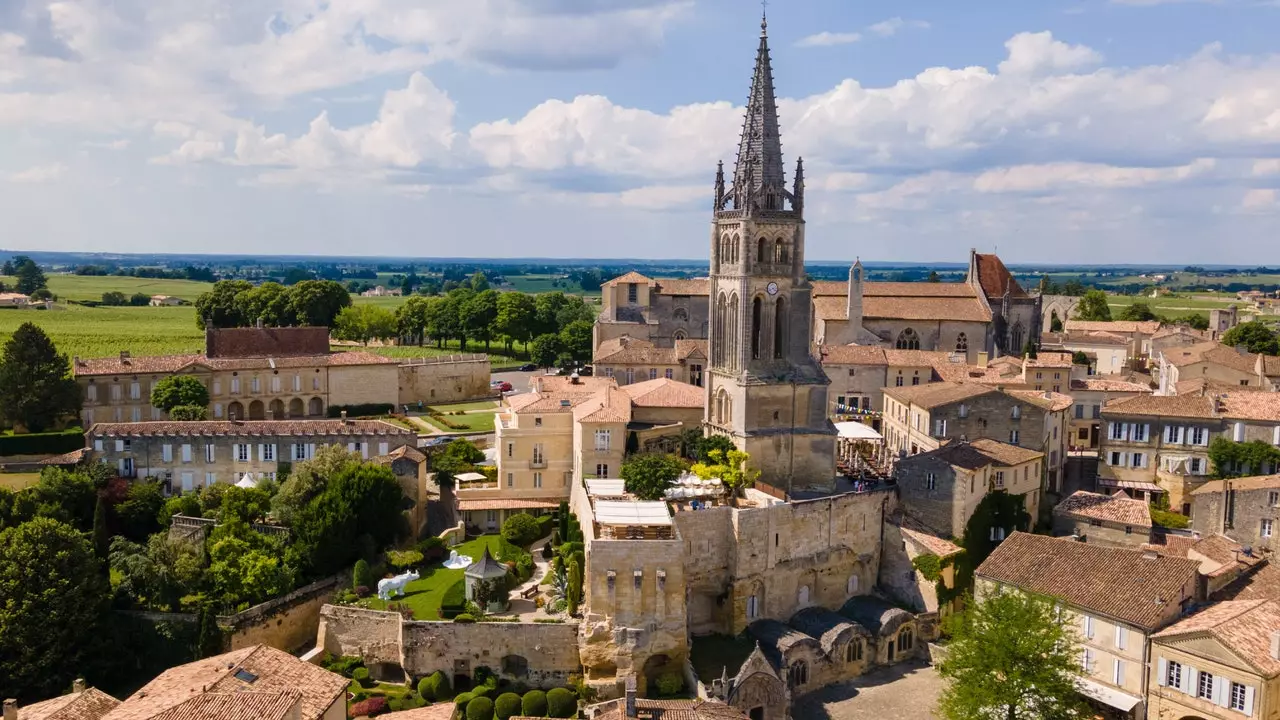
[791,660,943,720]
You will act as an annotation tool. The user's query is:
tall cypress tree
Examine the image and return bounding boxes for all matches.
[0,323,81,432]
[196,606,224,658]
[91,495,109,562]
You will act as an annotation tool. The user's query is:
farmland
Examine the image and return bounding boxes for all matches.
[1105,292,1258,321]
[0,305,204,359]
[2,274,214,302]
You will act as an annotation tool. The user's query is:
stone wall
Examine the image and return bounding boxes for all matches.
[222,574,344,653]
[1050,514,1150,548]
[328,364,401,407]
[397,355,491,406]
[1191,485,1277,553]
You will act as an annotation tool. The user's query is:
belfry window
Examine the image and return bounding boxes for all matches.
[956,333,968,353]
[751,297,763,360]
[896,328,920,350]
[773,298,786,359]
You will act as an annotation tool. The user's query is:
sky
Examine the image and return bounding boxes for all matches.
[2,0,1279,264]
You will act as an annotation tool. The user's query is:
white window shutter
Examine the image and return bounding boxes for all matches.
[1244,686,1255,715]
[1235,421,1246,442]
[1115,625,1126,650]
[1273,426,1280,446]
[379,442,389,456]
[1156,657,1167,686]
[1212,678,1226,707]
[1143,423,1151,441]
[1112,658,1122,686]
[307,443,315,458]
[347,442,355,452]
[1185,667,1198,696]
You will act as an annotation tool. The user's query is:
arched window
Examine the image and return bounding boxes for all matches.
[715,294,728,366]
[674,330,687,341]
[746,593,759,620]
[896,328,920,350]
[757,237,767,263]
[775,238,788,264]
[797,584,810,607]
[845,640,862,663]
[728,293,739,369]
[731,235,740,265]
[751,297,763,360]
[897,628,914,654]
[847,574,859,595]
[788,661,808,688]
[673,307,689,322]
[1010,322,1025,354]
[773,297,786,359]
[955,333,968,353]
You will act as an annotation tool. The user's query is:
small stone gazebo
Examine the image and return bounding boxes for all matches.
[464,548,509,613]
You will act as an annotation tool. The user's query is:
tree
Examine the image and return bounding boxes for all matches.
[534,292,570,337]
[1049,311,1063,333]
[207,527,295,610]
[495,292,537,352]
[927,271,940,282]
[469,271,490,293]
[169,405,208,421]
[530,334,561,368]
[92,495,109,561]
[396,296,433,344]
[273,446,362,525]
[129,292,150,306]
[236,282,294,327]
[427,294,462,347]
[195,280,253,329]
[14,259,47,295]
[559,320,594,365]
[1073,289,1112,322]
[286,279,352,327]
[1222,321,1280,355]
[0,260,12,275]
[151,375,211,414]
[460,289,500,351]
[290,462,406,577]
[1071,351,1090,366]
[1022,340,1037,359]
[0,323,80,432]
[566,558,582,616]
[102,291,128,306]
[353,558,373,590]
[501,513,542,547]
[696,434,736,463]
[333,304,397,345]
[113,481,165,541]
[937,591,1088,720]
[690,449,759,495]
[620,453,685,501]
[0,517,109,701]
[1118,302,1157,321]
[196,605,224,658]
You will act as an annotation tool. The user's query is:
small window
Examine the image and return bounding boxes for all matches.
[925,473,936,490]
[1230,682,1248,712]
[1263,519,1274,538]
[627,283,638,303]
[1197,671,1215,700]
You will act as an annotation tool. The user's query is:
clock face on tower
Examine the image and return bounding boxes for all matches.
[766,282,779,296]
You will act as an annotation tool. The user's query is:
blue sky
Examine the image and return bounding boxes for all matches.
[1,0,1279,263]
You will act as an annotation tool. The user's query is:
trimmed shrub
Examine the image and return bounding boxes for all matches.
[388,694,426,712]
[416,536,447,562]
[454,692,475,709]
[466,696,494,720]
[355,585,371,598]
[353,556,371,590]
[0,427,84,456]
[349,697,389,717]
[440,578,467,618]
[453,613,476,623]
[540,542,553,560]
[352,667,374,688]
[502,512,542,547]
[471,684,493,698]
[656,672,684,697]
[321,654,365,678]
[546,688,577,718]
[419,670,450,701]
[521,690,548,717]
[495,692,522,720]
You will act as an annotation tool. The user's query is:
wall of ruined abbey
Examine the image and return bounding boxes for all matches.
[397,355,491,406]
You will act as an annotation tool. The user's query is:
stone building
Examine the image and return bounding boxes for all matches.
[817,346,958,415]
[3,682,118,720]
[1064,320,1162,365]
[977,532,1203,720]
[1157,341,1267,394]
[373,445,432,538]
[879,515,964,616]
[1148,599,1279,720]
[1051,490,1153,548]
[85,418,414,491]
[594,336,708,387]
[894,438,1044,539]
[596,273,711,350]
[1065,377,1152,451]
[1190,474,1280,554]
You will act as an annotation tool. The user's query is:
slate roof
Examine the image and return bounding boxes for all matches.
[1054,491,1152,527]
[839,596,914,636]
[789,606,868,655]
[1153,600,1280,676]
[86,419,411,438]
[18,688,120,720]
[976,532,1201,629]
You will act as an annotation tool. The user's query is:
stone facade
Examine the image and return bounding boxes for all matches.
[894,439,1044,538]
[222,574,345,653]
[1190,476,1280,554]
[396,354,491,406]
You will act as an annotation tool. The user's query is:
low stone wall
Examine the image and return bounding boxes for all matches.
[221,573,345,653]
[317,604,581,687]
[439,522,465,546]
[398,355,491,406]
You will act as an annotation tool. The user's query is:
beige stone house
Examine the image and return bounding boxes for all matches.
[1065,376,1152,451]
[1042,330,1131,375]
[1191,474,1280,555]
[1157,341,1265,394]
[85,418,414,492]
[1152,325,1212,358]
[593,335,707,388]
[1148,600,1280,720]
[1051,490,1153,548]
[148,294,183,306]
[894,438,1044,539]
[976,532,1203,720]
[817,346,958,414]
[1064,320,1163,363]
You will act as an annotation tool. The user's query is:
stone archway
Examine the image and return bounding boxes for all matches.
[308,397,324,416]
[288,398,304,418]
[269,399,285,419]
[228,401,245,421]
[1042,295,1081,333]
[248,400,265,420]
[641,654,674,697]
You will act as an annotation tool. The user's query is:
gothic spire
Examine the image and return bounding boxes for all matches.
[731,10,786,211]
[714,160,725,210]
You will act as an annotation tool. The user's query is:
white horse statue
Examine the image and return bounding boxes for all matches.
[377,570,420,600]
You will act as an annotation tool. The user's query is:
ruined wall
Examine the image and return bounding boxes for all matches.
[222,575,343,653]
[673,508,735,635]
[317,605,403,668]
[397,355,491,405]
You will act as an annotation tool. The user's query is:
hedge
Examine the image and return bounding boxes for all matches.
[418,670,450,701]
[441,578,467,618]
[349,697,389,717]
[521,690,548,717]
[0,427,85,457]
[327,403,395,418]
[547,688,577,718]
[495,692,522,720]
[466,696,494,720]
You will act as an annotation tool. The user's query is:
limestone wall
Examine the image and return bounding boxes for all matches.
[327,364,401,407]
[398,355,491,405]
[317,605,403,667]
[222,575,344,653]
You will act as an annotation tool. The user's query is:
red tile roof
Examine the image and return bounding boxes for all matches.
[973,253,1026,298]
[74,351,396,377]
[457,499,562,511]
[619,378,705,408]
[813,295,992,323]
[1154,600,1280,676]
[605,272,654,285]
[87,419,412,438]
[1054,491,1152,527]
[18,689,120,720]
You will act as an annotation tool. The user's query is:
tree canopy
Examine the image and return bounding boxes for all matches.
[150,375,210,413]
[194,279,351,329]
[1221,321,1280,355]
[290,461,406,577]
[333,304,397,345]
[938,591,1088,720]
[620,453,686,501]
[1073,290,1112,322]
[0,323,80,432]
[13,258,47,295]
[690,448,758,494]
[1117,302,1157,321]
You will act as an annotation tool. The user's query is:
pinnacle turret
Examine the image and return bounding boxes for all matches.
[729,12,787,213]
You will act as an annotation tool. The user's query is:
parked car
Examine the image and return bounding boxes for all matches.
[580,365,594,377]
[518,363,537,372]
[497,381,513,392]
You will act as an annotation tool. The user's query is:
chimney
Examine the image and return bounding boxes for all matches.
[73,678,86,694]
[3,699,16,720]
[119,350,131,363]
[624,675,637,718]
[1271,630,1280,660]
[976,351,989,369]
[340,410,349,425]
[1142,549,1159,561]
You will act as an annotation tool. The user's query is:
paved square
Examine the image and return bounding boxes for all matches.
[791,660,943,720]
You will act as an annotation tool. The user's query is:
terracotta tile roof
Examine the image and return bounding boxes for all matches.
[511,375,616,414]
[929,361,1025,385]
[380,706,455,720]
[1025,352,1074,368]
[1263,356,1280,377]
[374,445,426,464]
[1072,331,1131,347]
[1102,394,1219,419]
[907,439,1042,471]
[1006,390,1073,413]
[976,532,1201,629]
[1065,320,1162,335]
[813,295,992,323]
[894,513,963,557]
[19,689,120,720]
[457,499,562,511]
[1070,378,1152,393]
[594,337,677,365]
[1164,342,1258,374]
[103,645,346,720]
[1219,392,1280,422]
[883,381,998,409]
[820,344,888,366]
[574,386,634,423]
[883,349,961,367]
[86,419,412,438]
[1173,378,1271,396]
[40,448,88,465]
[1187,534,1263,577]
[1144,530,1199,558]
[74,350,396,377]
[1215,562,1280,602]
[674,338,708,360]
[812,280,982,298]
[148,692,299,720]
[973,253,1027,298]
[1154,326,1210,341]
[620,378,704,408]
[590,698,748,719]
[968,438,1046,465]
[653,278,709,295]
[1054,491,1152,527]
[1154,600,1280,676]
[1190,475,1280,496]
[605,271,654,285]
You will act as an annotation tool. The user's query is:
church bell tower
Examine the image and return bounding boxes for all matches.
[705,12,837,496]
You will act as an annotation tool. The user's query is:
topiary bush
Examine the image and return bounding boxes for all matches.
[353,558,373,589]
[521,690,548,717]
[454,613,476,623]
[349,697,389,717]
[321,654,365,678]
[416,536,447,562]
[352,667,375,688]
[546,687,577,718]
[502,513,543,547]
[541,542,553,560]
[454,692,475,710]
[465,696,494,720]
[495,692,523,720]
[418,670,451,701]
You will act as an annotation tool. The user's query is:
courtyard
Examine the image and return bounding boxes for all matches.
[363,534,529,619]
[792,660,943,720]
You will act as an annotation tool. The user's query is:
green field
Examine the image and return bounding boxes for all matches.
[0,473,40,491]
[1105,293,1254,321]
[504,274,600,297]
[421,410,498,434]
[0,305,204,359]
[2,274,215,302]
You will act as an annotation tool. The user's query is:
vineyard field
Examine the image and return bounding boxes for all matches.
[0,305,204,359]
[2,274,215,302]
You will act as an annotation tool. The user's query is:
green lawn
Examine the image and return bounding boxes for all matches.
[0,473,40,491]
[0,304,204,359]
[428,400,501,413]
[2,274,214,302]
[364,535,523,620]
[421,411,498,434]
[353,341,525,365]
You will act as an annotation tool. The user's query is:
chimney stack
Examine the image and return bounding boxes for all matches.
[73,678,86,694]
[624,675,637,718]
[4,699,17,720]
[976,351,989,369]
[340,410,349,425]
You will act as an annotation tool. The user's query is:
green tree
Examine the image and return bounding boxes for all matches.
[353,558,373,590]
[695,434,736,463]
[427,294,462,348]
[430,439,485,485]
[151,375,211,414]
[1049,311,1063,333]
[469,271,490,293]
[101,291,128,306]
[1118,302,1157,321]
[92,495,109,561]
[168,405,208,421]
[534,292,570,337]
[559,320,594,365]
[1222,321,1280,355]
[1070,350,1090,366]
[195,280,253,329]
[114,481,165,541]
[272,446,362,525]
[286,279,352,327]
[196,605,224,658]
[460,289,500,351]
[530,333,561,368]
[290,462,406,577]
[1073,289,1112,322]
[495,292,537,353]
[207,528,295,610]
[501,513,542,547]
[927,271,940,282]
[1022,340,1037,359]
[14,259,47,295]
[333,304,398,345]
[620,453,685,501]
[566,558,582,616]
[396,296,433,345]
[937,591,1087,720]
[0,518,109,701]
[0,323,80,432]
[690,449,759,495]
[1180,313,1210,331]
[236,281,294,327]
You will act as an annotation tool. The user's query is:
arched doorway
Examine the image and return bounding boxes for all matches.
[248,400,265,420]
[641,654,674,697]
[228,401,245,421]
[269,399,285,419]
[501,655,529,679]
[308,397,323,416]
[288,398,304,418]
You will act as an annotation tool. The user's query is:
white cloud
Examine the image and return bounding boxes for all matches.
[1241,188,1277,210]
[997,31,1102,75]
[1254,158,1280,175]
[83,139,131,150]
[972,159,1216,192]
[796,32,862,48]
[7,163,66,183]
[867,18,930,37]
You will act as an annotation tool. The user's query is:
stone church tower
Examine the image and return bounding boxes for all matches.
[705,15,837,496]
